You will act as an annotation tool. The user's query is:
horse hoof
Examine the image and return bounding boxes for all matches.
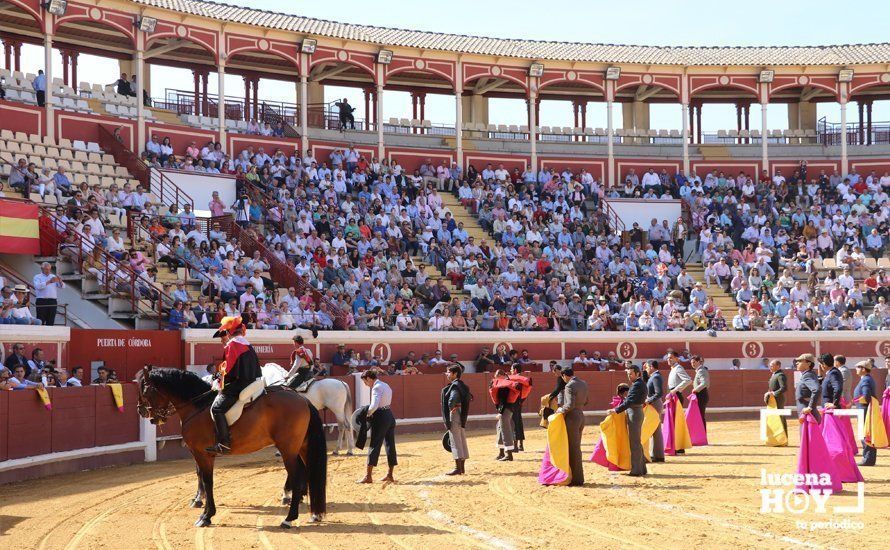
[191,499,203,509]
[281,497,291,505]
[346,451,353,456]
[310,514,322,523]
[279,520,292,529]
[194,518,212,528]
[331,450,339,456]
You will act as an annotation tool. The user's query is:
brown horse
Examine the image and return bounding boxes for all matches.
[136,366,327,528]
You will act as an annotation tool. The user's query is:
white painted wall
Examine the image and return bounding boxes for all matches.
[605,198,682,229]
[158,170,237,217]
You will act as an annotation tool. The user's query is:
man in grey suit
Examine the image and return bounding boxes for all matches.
[611,365,649,476]
[644,360,665,462]
[666,351,692,454]
[557,367,588,486]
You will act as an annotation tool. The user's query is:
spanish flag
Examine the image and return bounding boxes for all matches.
[0,200,40,254]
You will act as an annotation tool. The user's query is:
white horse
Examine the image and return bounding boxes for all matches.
[262,363,355,455]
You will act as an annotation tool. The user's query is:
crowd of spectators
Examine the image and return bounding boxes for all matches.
[0,342,115,390]
[132,136,890,332]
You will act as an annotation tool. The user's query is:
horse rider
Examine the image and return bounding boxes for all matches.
[287,334,315,390]
[207,316,262,455]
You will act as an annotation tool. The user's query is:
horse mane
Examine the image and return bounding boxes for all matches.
[148,368,215,409]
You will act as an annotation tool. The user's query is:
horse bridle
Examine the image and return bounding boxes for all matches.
[136,367,175,424]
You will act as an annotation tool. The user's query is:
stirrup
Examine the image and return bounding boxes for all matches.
[205,443,232,455]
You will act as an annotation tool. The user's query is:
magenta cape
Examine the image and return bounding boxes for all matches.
[538,445,570,485]
[821,410,863,483]
[796,413,843,494]
[686,393,709,446]
[882,388,890,444]
[663,393,691,455]
[590,396,625,470]
[837,399,858,456]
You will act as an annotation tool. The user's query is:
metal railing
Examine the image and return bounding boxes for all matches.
[97,125,194,211]
[40,207,174,329]
[818,116,890,146]
[601,198,627,235]
[0,263,68,326]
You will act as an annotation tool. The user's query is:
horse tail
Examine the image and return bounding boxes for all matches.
[306,402,327,517]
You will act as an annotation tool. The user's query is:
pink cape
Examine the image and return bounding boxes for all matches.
[663,393,681,456]
[796,413,843,494]
[837,399,858,456]
[538,445,570,486]
[882,389,890,444]
[821,410,864,483]
[686,393,709,446]
[590,396,625,470]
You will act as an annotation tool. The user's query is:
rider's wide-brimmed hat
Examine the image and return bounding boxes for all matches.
[212,316,243,338]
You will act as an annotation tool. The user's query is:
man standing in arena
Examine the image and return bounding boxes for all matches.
[207,316,262,455]
[556,367,588,486]
[441,365,471,475]
[834,355,853,403]
[644,360,665,462]
[690,354,710,428]
[286,331,317,389]
[853,360,878,466]
[358,370,397,483]
[765,359,788,437]
[610,364,648,476]
[666,351,691,454]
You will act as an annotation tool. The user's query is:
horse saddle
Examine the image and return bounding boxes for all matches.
[293,378,317,393]
[224,378,266,426]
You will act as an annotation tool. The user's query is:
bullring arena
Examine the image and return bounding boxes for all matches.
[2,0,890,548]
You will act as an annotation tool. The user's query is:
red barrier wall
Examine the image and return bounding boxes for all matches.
[3,385,140,462]
[0,391,8,462]
[67,329,183,382]
[7,389,53,459]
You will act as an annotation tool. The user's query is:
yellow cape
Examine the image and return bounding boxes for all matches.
[865,396,888,448]
[546,412,572,485]
[672,398,692,451]
[600,411,631,470]
[109,383,124,412]
[764,394,788,447]
[641,404,660,460]
[36,386,52,410]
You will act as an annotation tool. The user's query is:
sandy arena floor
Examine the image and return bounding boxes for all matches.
[1,419,887,549]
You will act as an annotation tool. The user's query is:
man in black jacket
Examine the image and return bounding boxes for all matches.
[794,353,822,423]
[818,353,843,410]
[765,359,788,437]
[644,360,665,462]
[610,365,649,476]
[441,365,471,475]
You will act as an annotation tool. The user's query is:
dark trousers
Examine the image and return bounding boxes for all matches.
[36,90,46,106]
[696,389,709,428]
[367,408,397,467]
[649,399,665,460]
[563,409,585,486]
[627,406,647,475]
[861,440,877,465]
[36,298,57,326]
[210,389,239,446]
[512,400,525,442]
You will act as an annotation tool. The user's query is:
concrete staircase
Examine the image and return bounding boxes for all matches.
[685,263,737,312]
[440,194,490,243]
